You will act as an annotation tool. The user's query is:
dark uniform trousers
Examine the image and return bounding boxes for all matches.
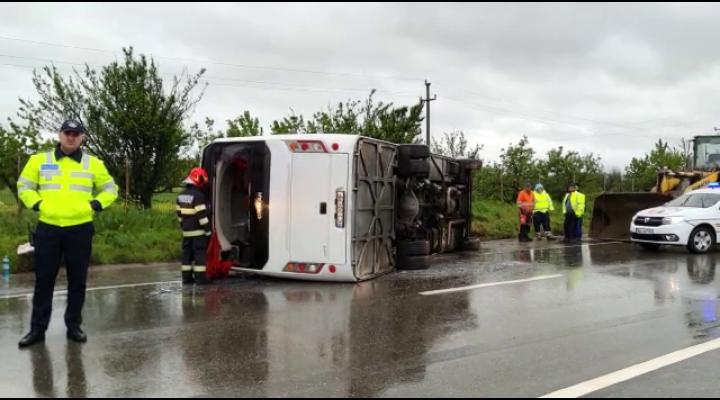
[182,236,208,270]
[564,213,580,241]
[533,212,551,234]
[31,222,94,332]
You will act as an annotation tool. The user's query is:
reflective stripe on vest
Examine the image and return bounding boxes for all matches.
[82,154,90,170]
[183,229,209,237]
[18,177,38,190]
[71,172,95,179]
[39,184,61,191]
[178,207,198,215]
[69,184,93,193]
[100,181,117,193]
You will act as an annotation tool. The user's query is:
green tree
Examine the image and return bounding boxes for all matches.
[474,162,505,201]
[306,99,362,134]
[271,111,306,134]
[498,136,538,201]
[271,91,424,144]
[227,111,262,137]
[602,168,628,193]
[361,91,424,144]
[18,47,206,208]
[431,129,482,159]
[625,139,686,192]
[187,118,222,160]
[536,146,603,198]
[0,120,44,203]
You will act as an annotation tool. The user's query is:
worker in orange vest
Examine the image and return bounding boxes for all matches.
[516,181,534,242]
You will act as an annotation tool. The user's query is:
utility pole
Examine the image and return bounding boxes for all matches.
[420,80,437,146]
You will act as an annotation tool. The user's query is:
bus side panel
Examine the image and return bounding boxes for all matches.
[352,139,397,280]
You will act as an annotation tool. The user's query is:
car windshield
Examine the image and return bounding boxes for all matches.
[665,193,720,208]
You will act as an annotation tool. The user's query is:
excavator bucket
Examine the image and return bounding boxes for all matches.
[590,192,671,240]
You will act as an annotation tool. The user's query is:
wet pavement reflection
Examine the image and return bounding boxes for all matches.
[1,240,720,396]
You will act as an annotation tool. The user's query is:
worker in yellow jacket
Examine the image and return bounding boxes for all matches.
[562,182,586,244]
[532,183,556,240]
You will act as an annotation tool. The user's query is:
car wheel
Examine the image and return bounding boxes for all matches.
[687,226,715,254]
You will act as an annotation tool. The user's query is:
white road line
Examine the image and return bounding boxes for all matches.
[540,338,720,398]
[0,280,181,300]
[420,274,564,296]
[476,241,622,257]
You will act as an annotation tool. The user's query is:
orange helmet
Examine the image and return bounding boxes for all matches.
[184,167,209,188]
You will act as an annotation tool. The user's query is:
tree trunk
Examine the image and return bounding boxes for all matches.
[140,192,153,210]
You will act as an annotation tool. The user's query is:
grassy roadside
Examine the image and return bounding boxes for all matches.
[0,206,179,273]
[0,188,595,272]
[471,199,595,240]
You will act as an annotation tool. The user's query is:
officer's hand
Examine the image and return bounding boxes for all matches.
[90,200,103,212]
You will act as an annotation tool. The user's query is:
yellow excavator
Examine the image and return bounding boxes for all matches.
[590,135,720,240]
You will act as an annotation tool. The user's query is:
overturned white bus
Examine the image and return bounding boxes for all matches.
[202,134,480,282]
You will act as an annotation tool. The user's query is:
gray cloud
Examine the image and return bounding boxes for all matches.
[2,2,720,168]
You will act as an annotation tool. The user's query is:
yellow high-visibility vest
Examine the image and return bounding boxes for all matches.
[562,191,586,218]
[17,150,118,227]
[533,191,554,213]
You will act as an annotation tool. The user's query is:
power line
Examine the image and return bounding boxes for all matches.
[442,86,653,132]
[0,60,416,97]
[443,96,595,132]
[443,96,696,143]
[0,35,113,54]
[439,83,708,133]
[0,35,424,82]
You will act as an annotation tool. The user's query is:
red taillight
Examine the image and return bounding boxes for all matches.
[332,143,339,151]
[329,265,336,273]
[284,263,324,274]
[284,140,327,153]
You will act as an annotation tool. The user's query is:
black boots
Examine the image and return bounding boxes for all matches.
[67,327,87,343]
[182,271,210,285]
[18,331,45,348]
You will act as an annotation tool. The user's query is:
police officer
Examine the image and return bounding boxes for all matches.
[17,119,118,348]
[562,182,586,244]
[177,167,211,285]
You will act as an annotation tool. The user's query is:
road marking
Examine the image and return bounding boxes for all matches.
[420,274,563,296]
[476,241,622,257]
[540,338,720,398]
[0,280,182,300]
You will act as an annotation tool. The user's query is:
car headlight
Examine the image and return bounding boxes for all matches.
[662,216,685,225]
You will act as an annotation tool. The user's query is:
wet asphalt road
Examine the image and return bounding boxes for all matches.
[1,239,720,397]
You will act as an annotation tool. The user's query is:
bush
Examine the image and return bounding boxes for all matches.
[0,206,181,273]
[471,198,594,239]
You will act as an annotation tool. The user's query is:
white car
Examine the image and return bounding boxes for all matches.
[630,187,720,253]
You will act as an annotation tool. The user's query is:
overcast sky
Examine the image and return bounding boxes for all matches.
[2,2,720,168]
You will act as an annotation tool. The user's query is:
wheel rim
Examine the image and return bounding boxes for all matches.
[694,230,712,251]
